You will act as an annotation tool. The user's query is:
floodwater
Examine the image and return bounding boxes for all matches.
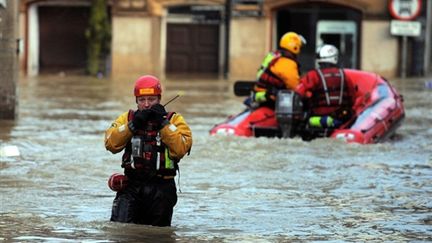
[0,73,431,242]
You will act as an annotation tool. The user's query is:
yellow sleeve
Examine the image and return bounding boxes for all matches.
[160,113,193,161]
[270,57,300,90]
[104,111,133,154]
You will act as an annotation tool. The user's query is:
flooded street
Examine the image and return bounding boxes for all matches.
[1,74,431,242]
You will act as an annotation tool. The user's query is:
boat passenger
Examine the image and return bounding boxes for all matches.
[295,44,404,142]
[249,31,306,109]
[295,44,355,132]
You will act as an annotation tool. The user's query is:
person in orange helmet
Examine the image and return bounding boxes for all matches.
[105,75,192,226]
[251,31,306,108]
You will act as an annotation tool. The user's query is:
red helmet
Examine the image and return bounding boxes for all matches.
[133,75,162,97]
[108,173,128,192]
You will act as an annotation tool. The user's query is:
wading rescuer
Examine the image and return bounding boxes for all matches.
[295,44,355,137]
[104,75,192,226]
[249,31,306,108]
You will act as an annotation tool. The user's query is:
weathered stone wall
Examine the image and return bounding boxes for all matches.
[229,17,270,80]
[111,15,160,77]
[361,20,399,78]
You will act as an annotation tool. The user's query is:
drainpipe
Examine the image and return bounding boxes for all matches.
[424,0,431,75]
[224,0,231,79]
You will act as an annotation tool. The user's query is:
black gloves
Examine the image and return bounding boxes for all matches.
[129,104,169,133]
[149,104,168,126]
[130,109,151,131]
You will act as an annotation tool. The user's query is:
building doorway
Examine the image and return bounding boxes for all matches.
[166,23,219,74]
[165,5,223,77]
[316,20,357,69]
[276,3,361,72]
[38,6,90,74]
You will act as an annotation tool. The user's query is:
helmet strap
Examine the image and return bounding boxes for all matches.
[278,48,297,58]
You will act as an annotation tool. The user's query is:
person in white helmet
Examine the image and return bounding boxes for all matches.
[295,44,355,133]
[294,45,405,143]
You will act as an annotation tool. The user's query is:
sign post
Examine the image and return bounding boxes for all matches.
[388,0,423,78]
[390,20,421,78]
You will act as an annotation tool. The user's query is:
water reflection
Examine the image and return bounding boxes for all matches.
[0,74,431,242]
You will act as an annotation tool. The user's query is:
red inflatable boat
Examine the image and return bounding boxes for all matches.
[210,69,405,144]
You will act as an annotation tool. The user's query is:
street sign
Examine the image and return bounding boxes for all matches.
[390,20,421,36]
[388,0,422,20]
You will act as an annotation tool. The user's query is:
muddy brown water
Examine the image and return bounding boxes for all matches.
[0,74,431,242]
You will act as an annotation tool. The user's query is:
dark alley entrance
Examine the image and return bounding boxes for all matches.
[276,3,362,72]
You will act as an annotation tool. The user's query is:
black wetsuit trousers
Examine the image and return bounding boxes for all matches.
[110,178,177,226]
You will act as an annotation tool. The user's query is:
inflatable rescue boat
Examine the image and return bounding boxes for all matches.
[209,69,405,144]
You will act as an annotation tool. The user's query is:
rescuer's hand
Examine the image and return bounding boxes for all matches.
[131,110,151,131]
[149,104,168,128]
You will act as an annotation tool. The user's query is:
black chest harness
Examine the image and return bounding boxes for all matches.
[311,68,351,109]
[122,110,178,180]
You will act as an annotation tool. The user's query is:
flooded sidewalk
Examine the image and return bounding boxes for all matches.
[0,74,431,242]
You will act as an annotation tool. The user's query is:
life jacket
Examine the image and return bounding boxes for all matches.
[309,67,352,117]
[255,50,298,92]
[122,110,178,180]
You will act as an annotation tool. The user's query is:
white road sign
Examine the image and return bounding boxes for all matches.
[390,20,421,36]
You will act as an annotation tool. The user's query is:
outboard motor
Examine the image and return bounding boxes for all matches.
[275,90,304,138]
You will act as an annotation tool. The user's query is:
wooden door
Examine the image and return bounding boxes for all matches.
[166,23,219,74]
[38,6,89,73]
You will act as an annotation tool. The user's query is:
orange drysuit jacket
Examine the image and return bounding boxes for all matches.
[270,56,300,90]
